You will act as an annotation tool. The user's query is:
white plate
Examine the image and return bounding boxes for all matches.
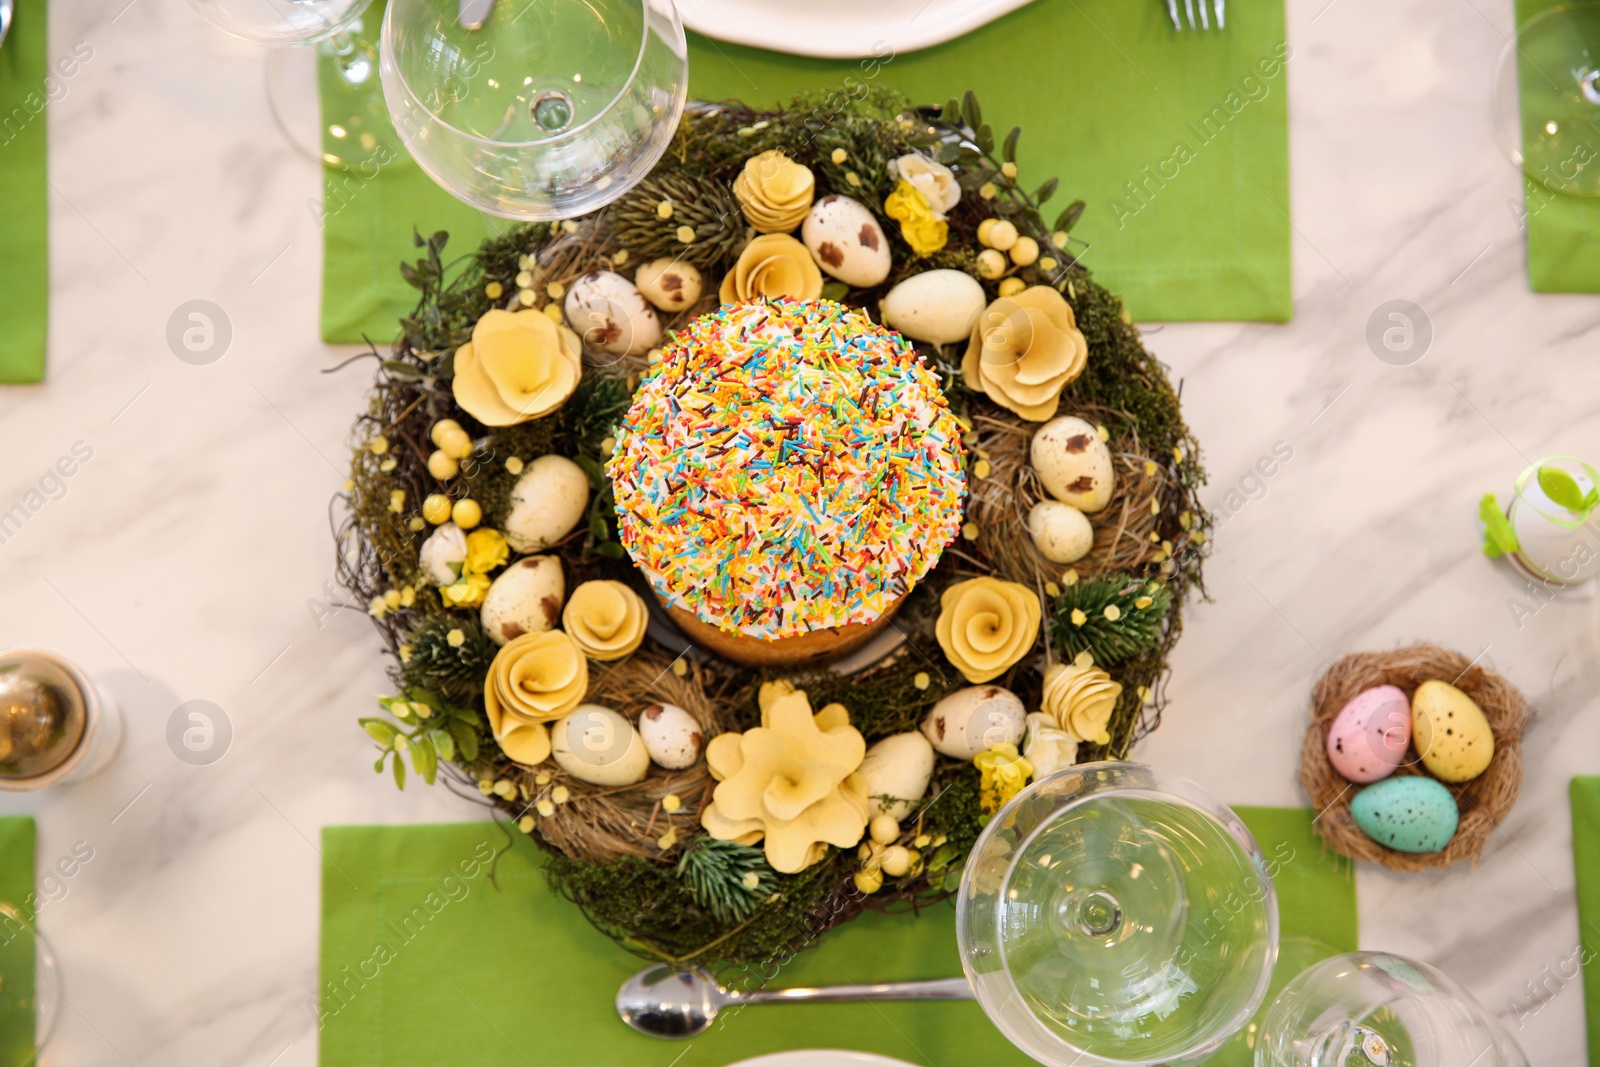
[678,0,1035,59]
[722,1053,923,1067]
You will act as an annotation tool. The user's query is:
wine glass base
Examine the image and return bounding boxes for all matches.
[1213,935,1338,1064]
[1493,3,1600,197]
[265,23,396,170]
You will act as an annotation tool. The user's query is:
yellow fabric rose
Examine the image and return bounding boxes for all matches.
[1041,663,1121,745]
[935,577,1042,684]
[975,742,1034,814]
[562,580,648,662]
[701,684,870,873]
[439,571,491,609]
[463,528,508,575]
[719,234,824,304]
[883,180,949,256]
[962,286,1089,422]
[452,308,583,427]
[483,630,588,763]
[732,150,815,233]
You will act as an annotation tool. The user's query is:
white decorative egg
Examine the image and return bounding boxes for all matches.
[801,195,891,288]
[1027,500,1094,563]
[637,702,703,770]
[504,455,590,554]
[878,270,986,345]
[858,732,935,820]
[550,704,650,786]
[1031,416,1116,513]
[633,258,703,314]
[417,522,467,585]
[921,686,1026,760]
[563,270,662,357]
[480,555,565,646]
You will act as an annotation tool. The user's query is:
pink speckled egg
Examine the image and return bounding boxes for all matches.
[1326,685,1411,783]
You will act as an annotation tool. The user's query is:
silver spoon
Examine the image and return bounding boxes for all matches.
[617,966,973,1039]
[0,0,13,50]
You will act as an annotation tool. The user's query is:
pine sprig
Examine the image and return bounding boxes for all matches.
[399,615,498,705]
[606,172,746,270]
[1048,574,1171,667]
[674,837,774,923]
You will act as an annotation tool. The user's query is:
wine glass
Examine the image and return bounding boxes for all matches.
[379,0,688,220]
[956,762,1278,1066]
[0,902,61,1060]
[186,0,389,168]
[1491,3,1600,196]
[1255,951,1529,1067]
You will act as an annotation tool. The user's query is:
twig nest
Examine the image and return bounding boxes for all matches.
[562,580,648,661]
[858,732,935,820]
[551,704,651,786]
[801,195,891,288]
[921,686,1026,759]
[638,702,702,770]
[1411,680,1494,783]
[878,270,985,345]
[563,271,662,357]
[483,630,589,763]
[1027,500,1094,563]
[504,455,590,553]
[452,308,582,426]
[418,522,467,585]
[481,555,565,645]
[962,287,1088,422]
[719,233,823,304]
[633,258,703,313]
[1031,416,1115,512]
[934,577,1042,684]
[732,150,815,233]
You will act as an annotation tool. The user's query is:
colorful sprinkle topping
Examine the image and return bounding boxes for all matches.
[609,298,967,640]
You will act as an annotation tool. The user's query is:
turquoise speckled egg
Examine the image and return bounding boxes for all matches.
[1350,776,1459,853]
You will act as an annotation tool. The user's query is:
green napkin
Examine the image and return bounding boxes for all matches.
[1570,778,1600,1066]
[320,0,1291,342]
[1517,0,1600,291]
[319,807,1353,1066]
[0,817,37,1067]
[0,0,50,382]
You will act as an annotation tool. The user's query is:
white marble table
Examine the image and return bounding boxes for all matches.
[0,0,1594,1062]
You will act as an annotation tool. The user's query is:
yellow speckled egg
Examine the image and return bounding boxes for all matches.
[1411,680,1494,783]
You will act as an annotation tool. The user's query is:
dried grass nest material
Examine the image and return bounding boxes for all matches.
[1300,644,1527,872]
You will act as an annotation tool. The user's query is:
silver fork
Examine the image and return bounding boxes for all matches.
[1166,0,1224,30]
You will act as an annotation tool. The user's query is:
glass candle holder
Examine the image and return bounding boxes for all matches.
[0,649,122,792]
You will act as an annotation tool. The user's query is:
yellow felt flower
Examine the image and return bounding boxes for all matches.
[719,234,823,304]
[439,571,491,609]
[934,577,1042,684]
[883,180,949,256]
[962,286,1088,422]
[975,743,1034,814]
[700,684,870,873]
[562,580,648,662]
[732,150,815,233]
[482,630,588,763]
[1041,663,1121,745]
[463,528,508,575]
[452,308,583,427]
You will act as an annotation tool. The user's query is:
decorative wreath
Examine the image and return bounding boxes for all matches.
[336,88,1210,971]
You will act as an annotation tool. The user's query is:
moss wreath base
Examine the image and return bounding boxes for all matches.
[335,88,1211,973]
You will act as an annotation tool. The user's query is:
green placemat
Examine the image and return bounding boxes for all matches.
[1571,778,1600,1066]
[1517,0,1600,291]
[319,807,1352,1066]
[320,0,1291,342]
[0,817,37,1067]
[0,0,50,383]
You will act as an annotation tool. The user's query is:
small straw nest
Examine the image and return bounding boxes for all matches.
[504,650,733,865]
[965,402,1173,589]
[1300,644,1527,871]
